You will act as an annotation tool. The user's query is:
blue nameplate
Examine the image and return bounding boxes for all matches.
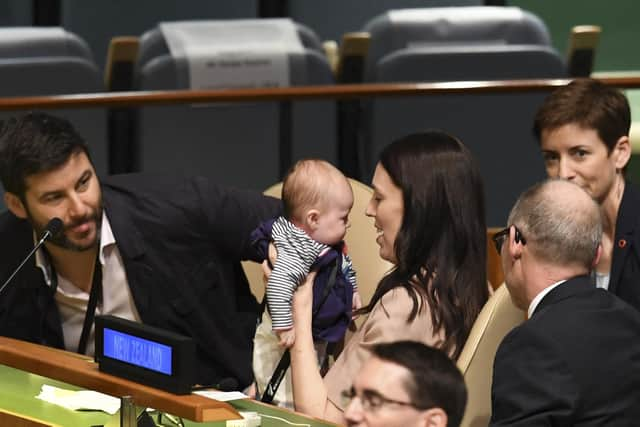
[95,315,196,394]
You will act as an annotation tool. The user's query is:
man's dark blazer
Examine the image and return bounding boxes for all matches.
[0,173,280,389]
[490,275,640,426]
[610,181,640,311]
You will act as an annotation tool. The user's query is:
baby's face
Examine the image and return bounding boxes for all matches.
[311,181,354,246]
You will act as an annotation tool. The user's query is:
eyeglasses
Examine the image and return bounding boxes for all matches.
[492,225,527,253]
[341,387,416,412]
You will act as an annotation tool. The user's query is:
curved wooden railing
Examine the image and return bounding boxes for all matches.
[0,76,639,110]
[1,76,640,287]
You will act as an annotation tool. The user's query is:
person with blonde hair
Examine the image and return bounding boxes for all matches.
[252,159,360,407]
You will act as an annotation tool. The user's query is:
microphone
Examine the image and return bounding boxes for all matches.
[0,217,63,296]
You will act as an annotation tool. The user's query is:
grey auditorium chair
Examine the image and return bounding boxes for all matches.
[0,27,107,211]
[360,7,566,226]
[132,21,336,191]
[363,6,553,80]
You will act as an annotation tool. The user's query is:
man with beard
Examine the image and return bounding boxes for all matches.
[0,112,280,390]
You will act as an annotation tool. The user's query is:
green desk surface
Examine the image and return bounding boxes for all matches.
[0,364,113,427]
[0,364,338,427]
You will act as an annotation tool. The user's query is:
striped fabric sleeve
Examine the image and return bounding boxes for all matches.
[266,217,328,330]
[342,252,357,291]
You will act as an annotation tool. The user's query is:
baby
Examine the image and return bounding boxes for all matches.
[251,159,361,406]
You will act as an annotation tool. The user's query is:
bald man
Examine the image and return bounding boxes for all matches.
[490,179,640,426]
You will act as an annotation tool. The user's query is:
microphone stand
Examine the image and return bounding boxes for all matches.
[0,217,62,296]
[0,229,53,295]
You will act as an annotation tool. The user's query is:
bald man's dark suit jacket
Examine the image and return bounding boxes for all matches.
[610,181,640,312]
[490,275,640,426]
[0,174,280,389]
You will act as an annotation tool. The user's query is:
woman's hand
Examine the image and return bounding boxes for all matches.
[289,269,332,420]
[261,242,278,283]
[260,260,272,282]
[292,270,317,319]
[351,291,363,320]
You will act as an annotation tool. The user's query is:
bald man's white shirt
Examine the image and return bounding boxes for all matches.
[527,279,566,318]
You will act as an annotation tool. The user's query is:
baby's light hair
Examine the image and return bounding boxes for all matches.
[282,159,347,222]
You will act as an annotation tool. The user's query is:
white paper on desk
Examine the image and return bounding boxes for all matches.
[36,384,121,415]
[194,390,248,401]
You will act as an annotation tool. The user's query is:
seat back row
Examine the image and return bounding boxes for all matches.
[0,7,578,224]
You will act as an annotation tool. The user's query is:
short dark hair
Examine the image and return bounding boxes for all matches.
[363,131,488,360]
[371,340,467,427]
[0,112,91,198]
[533,78,630,152]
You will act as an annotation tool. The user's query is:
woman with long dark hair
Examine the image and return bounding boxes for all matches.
[288,131,489,424]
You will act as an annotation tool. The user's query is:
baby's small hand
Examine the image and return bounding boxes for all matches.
[276,328,295,348]
[352,291,362,319]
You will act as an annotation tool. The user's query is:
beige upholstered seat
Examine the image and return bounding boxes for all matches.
[241,178,392,308]
[457,283,525,427]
